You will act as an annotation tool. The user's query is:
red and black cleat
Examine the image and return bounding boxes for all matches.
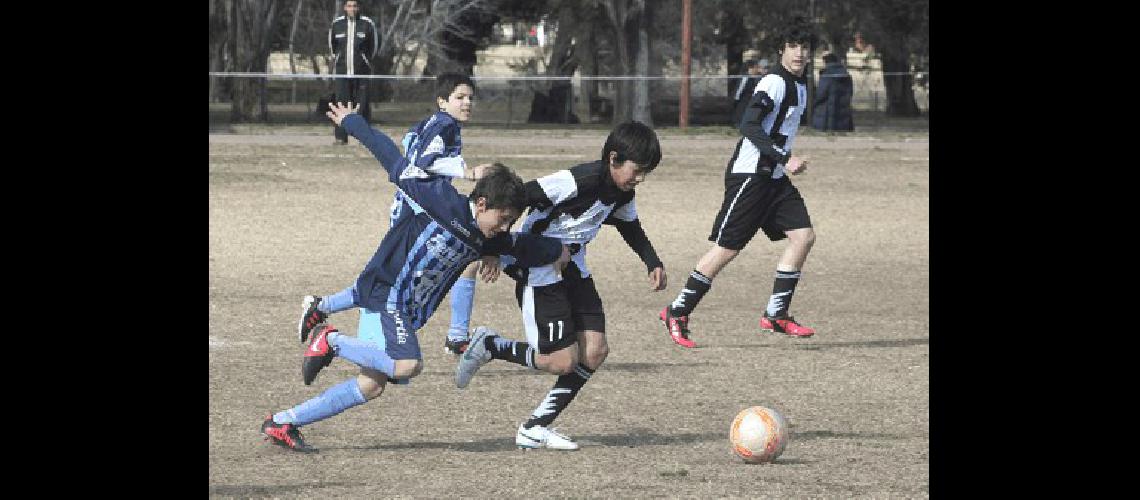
[759,314,816,338]
[659,307,697,348]
[298,295,328,344]
[302,324,337,385]
[260,415,317,453]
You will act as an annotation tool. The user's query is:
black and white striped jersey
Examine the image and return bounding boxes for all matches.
[728,64,808,179]
[511,160,661,287]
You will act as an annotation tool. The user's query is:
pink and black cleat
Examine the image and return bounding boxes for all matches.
[659,307,697,348]
[759,314,815,338]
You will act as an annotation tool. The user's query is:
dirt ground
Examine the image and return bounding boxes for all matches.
[209,124,929,498]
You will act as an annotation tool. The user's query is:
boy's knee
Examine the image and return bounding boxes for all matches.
[391,359,423,379]
[585,341,609,368]
[357,370,388,400]
[790,228,816,248]
[545,351,577,375]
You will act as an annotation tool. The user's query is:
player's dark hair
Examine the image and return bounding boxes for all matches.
[822,52,839,64]
[601,120,662,172]
[774,14,818,49]
[436,73,476,102]
[469,163,526,212]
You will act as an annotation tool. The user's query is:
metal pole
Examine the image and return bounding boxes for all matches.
[680,0,692,129]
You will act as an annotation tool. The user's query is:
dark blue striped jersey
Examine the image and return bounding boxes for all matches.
[341,114,561,329]
[390,111,466,226]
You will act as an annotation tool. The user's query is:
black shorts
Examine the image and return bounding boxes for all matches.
[708,175,812,250]
[514,263,606,354]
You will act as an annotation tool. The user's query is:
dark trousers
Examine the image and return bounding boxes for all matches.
[333,77,371,142]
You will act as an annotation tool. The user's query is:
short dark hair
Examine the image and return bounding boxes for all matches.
[822,52,839,64]
[601,121,662,172]
[469,163,526,212]
[774,14,818,48]
[436,73,476,102]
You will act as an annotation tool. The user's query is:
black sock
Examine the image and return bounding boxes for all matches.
[523,363,595,429]
[485,334,536,369]
[765,270,801,318]
[669,270,712,317]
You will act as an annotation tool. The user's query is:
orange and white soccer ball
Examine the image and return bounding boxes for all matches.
[730,406,789,463]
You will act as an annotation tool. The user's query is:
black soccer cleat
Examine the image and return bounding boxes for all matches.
[260,415,317,452]
[298,295,328,344]
[302,324,337,386]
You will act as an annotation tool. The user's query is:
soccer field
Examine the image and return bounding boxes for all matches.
[209,124,929,498]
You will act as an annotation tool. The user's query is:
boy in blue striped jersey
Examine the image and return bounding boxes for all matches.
[260,102,571,452]
[299,73,491,358]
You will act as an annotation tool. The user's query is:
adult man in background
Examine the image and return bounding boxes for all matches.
[329,0,379,145]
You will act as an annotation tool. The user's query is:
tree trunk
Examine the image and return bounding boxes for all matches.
[603,0,632,125]
[879,45,919,116]
[528,2,580,124]
[288,0,304,103]
[631,0,651,126]
[230,0,281,122]
[718,9,745,98]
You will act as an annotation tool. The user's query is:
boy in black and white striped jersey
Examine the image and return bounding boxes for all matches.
[455,121,667,450]
[661,15,820,347]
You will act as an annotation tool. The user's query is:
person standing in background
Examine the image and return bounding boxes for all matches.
[329,0,379,145]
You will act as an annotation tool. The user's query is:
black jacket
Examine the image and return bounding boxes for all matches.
[328,15,378,76]
[812,62,854,131]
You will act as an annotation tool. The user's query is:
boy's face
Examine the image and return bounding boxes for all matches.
[343,1,359,18]
[438,84,475,122]
[473,197,520,238]
[781,42,809,76]
[608,152,650,192]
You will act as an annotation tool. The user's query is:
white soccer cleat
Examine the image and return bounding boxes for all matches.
[515,424,579,451]
[455,326,494,389]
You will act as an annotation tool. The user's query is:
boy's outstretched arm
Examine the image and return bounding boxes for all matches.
[326,102,405,183]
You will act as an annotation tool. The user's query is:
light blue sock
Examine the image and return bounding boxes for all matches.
[448,277,476,340]
[273,378,367,427]
[321,285,357,314]
[328,332,396,376]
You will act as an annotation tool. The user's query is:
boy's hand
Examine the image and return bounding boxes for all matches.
[325,101,361,126]
[479,256,501,283]
[648,266,667,291]
[786,155,809,175]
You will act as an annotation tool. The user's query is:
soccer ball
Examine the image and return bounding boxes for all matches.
[730,406,789,463]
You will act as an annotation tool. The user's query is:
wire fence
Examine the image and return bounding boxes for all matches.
[208,73,928,129]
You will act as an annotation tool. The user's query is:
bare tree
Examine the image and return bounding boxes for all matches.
[631,0,651,126]
[229,0,282,121]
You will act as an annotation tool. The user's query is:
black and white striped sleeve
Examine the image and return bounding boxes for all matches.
[524,169,578,210]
